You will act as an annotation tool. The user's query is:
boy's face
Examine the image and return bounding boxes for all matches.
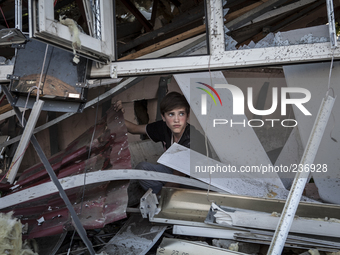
[162,107,189,137]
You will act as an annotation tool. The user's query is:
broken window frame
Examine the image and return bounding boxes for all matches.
[29,0,115,63]
[102,0,339,78]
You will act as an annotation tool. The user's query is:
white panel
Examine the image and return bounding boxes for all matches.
[174,72,284,188]
[158,143,290,199]
[283,62,340,204]
[274,127,304,189]
[114,43,340,77]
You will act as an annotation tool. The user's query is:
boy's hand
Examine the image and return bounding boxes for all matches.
[113,100,125,113]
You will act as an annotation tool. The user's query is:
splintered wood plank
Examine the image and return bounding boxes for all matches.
[225,0,270,23]
[119,25,206,60]
[283,61,340,204]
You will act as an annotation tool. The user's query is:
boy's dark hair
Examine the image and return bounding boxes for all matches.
[160,92,190,116]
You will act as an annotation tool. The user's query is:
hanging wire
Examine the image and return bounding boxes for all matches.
[20,44,49,126]
[68,82,101,252]
[80,86,100,213]
[0,6,9,28]
[0,144,30,183]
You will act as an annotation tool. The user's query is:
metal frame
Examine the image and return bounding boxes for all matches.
[30,0,115,63]
[26,0,339,77]
[0,77,144,148]
[267,95,336,255]
[15,0,22,31]
[111,43,340,77]
[104,0,340,77]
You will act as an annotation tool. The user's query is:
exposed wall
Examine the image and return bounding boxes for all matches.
[223,68,294,154]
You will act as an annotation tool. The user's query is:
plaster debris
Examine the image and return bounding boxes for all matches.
[228,242,239,252]
[36,216,45,225]
[308,249,320,255]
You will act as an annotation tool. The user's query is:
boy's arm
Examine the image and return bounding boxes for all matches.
[114,100,147,135]
[124,120,147,135]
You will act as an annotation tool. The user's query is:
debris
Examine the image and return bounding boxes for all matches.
[308,249,321,255]
[139,188,160,219]
[212,239,240,251]
[99,214,166,255]
[173,225,245,240]
[0,211,37,255]
[158,143,290,199]
[228,242,239,252]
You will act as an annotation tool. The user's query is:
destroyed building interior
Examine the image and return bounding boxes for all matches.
[0,0,340,254]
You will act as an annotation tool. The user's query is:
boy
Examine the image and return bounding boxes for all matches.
[114,91,206,193]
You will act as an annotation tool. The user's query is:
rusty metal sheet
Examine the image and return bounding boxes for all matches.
[153,187,340,225]
[0,111,131,238]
